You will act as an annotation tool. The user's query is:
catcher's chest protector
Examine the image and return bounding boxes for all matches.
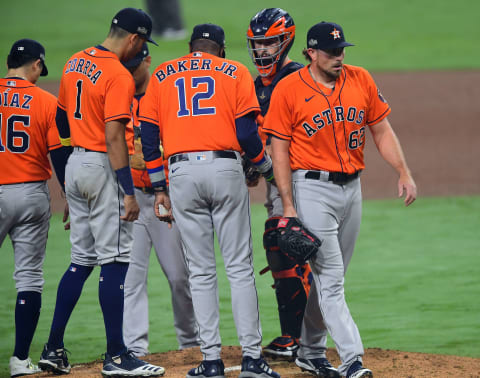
[263,217,313,338]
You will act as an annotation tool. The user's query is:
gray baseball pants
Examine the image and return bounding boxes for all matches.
[292,169,364,376]
[168,151,263,360]
[0,181,50,293]
[123,188,199,355]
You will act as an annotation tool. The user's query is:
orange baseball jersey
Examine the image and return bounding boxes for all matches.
[263,64,390,173]
[57,46,135,152]
[0,77,61,184]
[139,51,260,159]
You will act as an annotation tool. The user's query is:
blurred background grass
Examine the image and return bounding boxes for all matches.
[1,0,480,80]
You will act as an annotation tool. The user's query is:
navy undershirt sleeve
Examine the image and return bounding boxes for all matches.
[235,112,263,159]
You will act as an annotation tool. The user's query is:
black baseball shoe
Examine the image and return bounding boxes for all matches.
[263,335,299,360]
[238,356,280,378]
[186,359,225,378]
[38,344,71,374]
[295,357,340,377]
[346,361,373,378]
[102,350,165,376]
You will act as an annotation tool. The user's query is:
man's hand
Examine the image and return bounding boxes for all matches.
[121,194,140,221]
[154,191,174,228]
[398,172,417,206]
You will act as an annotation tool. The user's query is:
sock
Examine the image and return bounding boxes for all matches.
[14,291,41,360]
[47,263,93,349]
[99,262,129,356]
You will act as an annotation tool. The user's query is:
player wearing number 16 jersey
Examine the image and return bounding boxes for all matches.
[1,38,70,378]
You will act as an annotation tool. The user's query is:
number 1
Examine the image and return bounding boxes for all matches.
[74,80,83,119]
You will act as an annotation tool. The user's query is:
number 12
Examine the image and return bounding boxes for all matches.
[175,76,216,117]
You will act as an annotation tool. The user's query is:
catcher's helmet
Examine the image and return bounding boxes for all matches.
[247,8,295,78]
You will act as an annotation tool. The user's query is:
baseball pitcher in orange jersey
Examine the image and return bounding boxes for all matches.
[264,22,416,378]
[38,8,164,377]
[139,23,279,378]
[1,38,71,378]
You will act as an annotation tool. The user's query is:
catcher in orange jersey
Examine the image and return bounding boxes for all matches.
[264,22,417,378]
[38,8,164,377]
[247,8,313,362]
[0,39,71,378]
[139,23,279,378]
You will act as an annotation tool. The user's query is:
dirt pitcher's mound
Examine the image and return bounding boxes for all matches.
[34,346,480,377]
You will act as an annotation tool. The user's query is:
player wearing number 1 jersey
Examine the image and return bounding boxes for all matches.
[140,23,279,378]
[39,8,164,377]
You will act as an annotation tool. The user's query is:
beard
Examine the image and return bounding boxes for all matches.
[321,64,342,81]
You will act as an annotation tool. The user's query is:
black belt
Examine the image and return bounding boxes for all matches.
[305,170,361,185]
[74,146,103,153]
[169,150,237,164]
[135,186,155,194]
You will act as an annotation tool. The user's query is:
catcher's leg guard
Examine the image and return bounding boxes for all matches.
[263,217,313,339]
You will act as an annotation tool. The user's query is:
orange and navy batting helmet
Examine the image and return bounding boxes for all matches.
[247,8,295,78]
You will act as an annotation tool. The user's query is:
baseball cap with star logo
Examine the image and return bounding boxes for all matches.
[306,21,354,50]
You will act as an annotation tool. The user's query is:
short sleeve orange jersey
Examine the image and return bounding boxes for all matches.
[57,46,135,152]
[263,64,390,173]
[0,77,61,184]
[138,51,260,159]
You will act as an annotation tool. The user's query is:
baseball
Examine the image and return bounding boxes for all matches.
[158,204,169,216]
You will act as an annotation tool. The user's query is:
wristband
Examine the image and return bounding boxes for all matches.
[153,185,167,193]
[115,166,134,196]
[254,153,272,174]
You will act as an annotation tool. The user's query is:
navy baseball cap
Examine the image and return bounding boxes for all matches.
[307,22,354,50]
[8,39,48,76]
[123,43,149,68]
[190,23,225,47]
[112,8,158,46]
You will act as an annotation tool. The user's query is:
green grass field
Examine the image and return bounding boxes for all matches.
[1,197,479,376]
[1,0,480,80]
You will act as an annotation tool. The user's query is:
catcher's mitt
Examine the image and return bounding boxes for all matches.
[242,155,261,187]
[277,217,321,264]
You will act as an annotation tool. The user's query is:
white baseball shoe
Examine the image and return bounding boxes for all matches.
[9,356,41,377]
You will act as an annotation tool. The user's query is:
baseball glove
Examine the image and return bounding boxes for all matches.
[277,217,321,264]
[242,155,261,187]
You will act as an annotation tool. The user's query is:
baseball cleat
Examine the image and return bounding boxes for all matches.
[102,350,164,376]
[238,356,280,378]
[38,344,71,374]
[9,356,42,377]
[263,335,299,360]
[295,357,340,377]
[186,359,225,378]
[346,361,372,378]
